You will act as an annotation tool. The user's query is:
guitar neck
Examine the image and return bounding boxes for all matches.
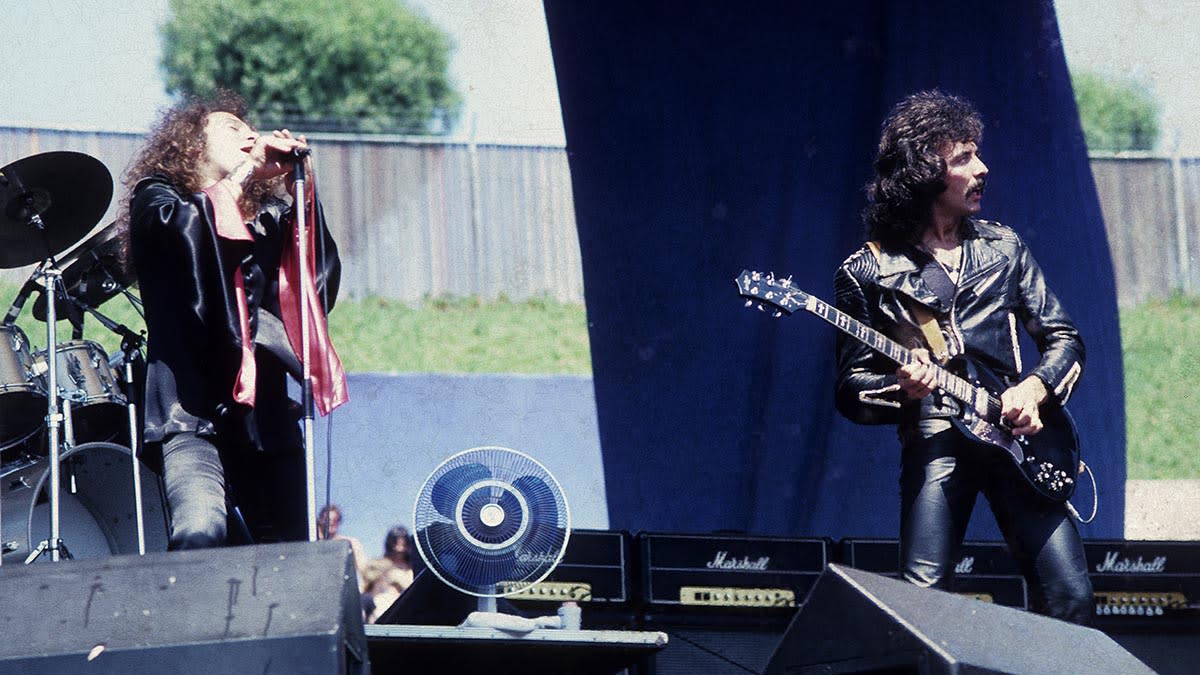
[803,297,981,405]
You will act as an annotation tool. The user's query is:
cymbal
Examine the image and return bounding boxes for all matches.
[0,151,113,268]
[32,221,133,320]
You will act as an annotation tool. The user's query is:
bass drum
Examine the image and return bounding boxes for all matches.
[1,442,168,564]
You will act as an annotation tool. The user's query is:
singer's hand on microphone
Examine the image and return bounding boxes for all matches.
[247,129,309,180]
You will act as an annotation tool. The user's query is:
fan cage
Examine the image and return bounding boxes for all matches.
[413,446,571,597]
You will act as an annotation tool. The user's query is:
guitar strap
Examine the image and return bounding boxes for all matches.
[866,241,950,363]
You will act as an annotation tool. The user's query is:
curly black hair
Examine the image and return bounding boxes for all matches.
[863,90,983,248]
[116,90,286,281]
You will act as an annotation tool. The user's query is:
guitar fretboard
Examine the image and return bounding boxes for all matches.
[802,296,985,407]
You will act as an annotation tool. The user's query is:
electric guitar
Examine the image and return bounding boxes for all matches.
[735,269,1079,502]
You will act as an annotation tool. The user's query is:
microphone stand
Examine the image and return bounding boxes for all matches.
[291,151,319,542]
[74,298,149,554]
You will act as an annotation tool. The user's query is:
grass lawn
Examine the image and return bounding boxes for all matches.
[1120,295,1200,479]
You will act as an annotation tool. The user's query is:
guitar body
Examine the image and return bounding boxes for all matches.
[946,356,1080,502]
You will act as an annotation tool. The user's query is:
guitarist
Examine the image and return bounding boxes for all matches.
[834,91,1092,624]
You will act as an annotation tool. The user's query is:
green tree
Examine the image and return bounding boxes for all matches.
[162,0,460,133]
[1071,71,1160,152]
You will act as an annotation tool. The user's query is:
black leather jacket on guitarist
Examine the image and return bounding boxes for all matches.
[833,218,1084,429]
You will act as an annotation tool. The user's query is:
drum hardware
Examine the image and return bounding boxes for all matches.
[1,150,113,564]
[21,261,71,564]
[69,295,149,553]
[6,264,151,562]
[32,219,135,322]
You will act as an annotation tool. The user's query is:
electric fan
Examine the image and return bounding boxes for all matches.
[413,446,571,620]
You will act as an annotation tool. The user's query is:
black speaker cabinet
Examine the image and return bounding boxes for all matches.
[765,563,1154,675]
[0,541,367,674]
[636,532,828,675]
[641,620,790,675]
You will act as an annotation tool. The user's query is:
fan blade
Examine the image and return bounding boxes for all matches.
[430,462,492,518]
[419,521,465,575]
[512,475,559,525]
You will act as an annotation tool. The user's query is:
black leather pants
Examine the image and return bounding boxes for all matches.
[161,431,308,549]
[899,428,1093,625]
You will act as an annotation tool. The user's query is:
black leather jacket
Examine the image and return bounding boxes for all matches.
[130,176,341,455]
[833,218,1083,428]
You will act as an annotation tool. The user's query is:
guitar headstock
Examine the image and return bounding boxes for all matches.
[735,269,810,316]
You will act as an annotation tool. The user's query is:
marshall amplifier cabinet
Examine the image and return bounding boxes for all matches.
[1085,539,1200,632]
[638,532,831,617]
[503,529,634,628]
[637,533,830,675]
[839,538,1029,609]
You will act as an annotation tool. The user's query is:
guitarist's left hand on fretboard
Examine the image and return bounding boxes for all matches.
[897,348,938,400]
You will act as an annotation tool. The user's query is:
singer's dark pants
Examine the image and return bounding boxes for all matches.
[161,431,307,549]
[899,428,1093,624]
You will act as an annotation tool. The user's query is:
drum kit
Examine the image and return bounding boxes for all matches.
[0,151,168,566]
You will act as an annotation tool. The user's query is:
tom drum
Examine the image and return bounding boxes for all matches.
[0,325,44,458]
[34,340,128,445]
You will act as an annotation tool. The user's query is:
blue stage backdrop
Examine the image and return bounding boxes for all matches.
[543,0,1124,539]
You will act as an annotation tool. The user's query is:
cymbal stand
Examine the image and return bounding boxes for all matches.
[74,297,148,554]
[25,257,72,563]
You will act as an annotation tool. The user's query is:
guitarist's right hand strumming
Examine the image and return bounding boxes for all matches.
[900,348,1048,437]
[999,375,1049,437]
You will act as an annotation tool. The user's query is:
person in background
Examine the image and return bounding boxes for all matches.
[383,524,417,573]
[361,524,418,622]
[319,503,368,589]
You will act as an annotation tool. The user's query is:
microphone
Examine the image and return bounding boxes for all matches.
[292,147,312,159]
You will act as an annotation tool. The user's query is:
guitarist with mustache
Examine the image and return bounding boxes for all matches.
[834,91,1092,624]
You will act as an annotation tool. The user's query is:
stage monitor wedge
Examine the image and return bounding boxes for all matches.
[0,541,367,674]
[764,563,1154,675]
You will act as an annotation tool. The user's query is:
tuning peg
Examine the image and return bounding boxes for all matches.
[744,300,753,308]
[773,310,782,318]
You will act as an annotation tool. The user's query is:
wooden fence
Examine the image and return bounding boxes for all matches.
[0,127,584,304]
[1,126,1195,307]
[1090,154,1200,306]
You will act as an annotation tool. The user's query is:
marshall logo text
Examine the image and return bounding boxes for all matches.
[1095,551,1167,574]
[706,551,770,571]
